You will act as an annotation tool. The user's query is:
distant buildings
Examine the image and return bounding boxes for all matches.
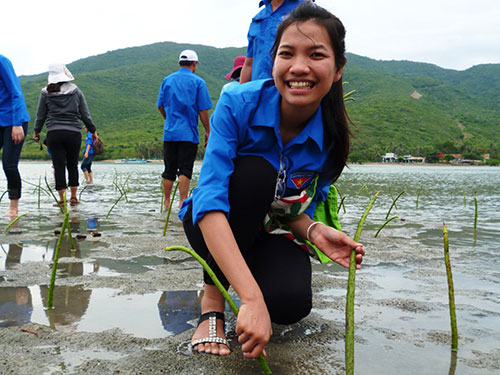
[381,153,397,163]
[381,153,425,163]
[436,153,490,164]
[381,152,490,164]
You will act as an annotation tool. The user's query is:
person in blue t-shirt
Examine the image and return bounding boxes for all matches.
[240,0,312,83]
[80,128,94,183]
[0,55,30,217]
[157,50,212,210]
[180,2,364,358]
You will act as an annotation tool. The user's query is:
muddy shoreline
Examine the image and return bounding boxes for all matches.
[2,224,499,375]
[1,162,499,374]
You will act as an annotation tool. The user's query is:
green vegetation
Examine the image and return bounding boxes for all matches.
[18,42,500,161]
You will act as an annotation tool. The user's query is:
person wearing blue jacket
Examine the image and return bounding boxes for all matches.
[240,0,312,83]
[180,2,364,359]
[157,49,212,210]
[0,55,30,217]
[80,128,94,183]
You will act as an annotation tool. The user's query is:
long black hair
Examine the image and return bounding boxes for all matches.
[271,1,352,182]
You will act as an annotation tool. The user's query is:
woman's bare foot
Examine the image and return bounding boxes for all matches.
[191,284,230,355]
[5,208,18,217]
[6,199,19,217]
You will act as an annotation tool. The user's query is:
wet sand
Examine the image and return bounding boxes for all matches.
[1,223,499,375]
[1,162,499,374]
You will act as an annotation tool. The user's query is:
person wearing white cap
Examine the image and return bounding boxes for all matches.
[0,54,30,217]
[33,63,99,208]
[157,49,212,210]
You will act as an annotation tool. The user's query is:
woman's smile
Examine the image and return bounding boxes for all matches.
[273,19,343,116]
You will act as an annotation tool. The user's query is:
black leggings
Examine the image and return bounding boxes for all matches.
[47,130,81,191]
[183,156,312,325]
[0,123,27,200]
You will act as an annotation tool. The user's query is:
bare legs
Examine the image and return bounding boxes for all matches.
[162,175,190,210]
[162,178,174,210]
[83,171,93,183]
[56,186,78,206]
[6,199,19,217]
[178,175,190,209]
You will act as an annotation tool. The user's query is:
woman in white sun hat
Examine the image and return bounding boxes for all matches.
[33,63,99,208]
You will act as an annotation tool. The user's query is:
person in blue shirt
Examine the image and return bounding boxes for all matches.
[240,0,312,83]
[157,50,212,210]
[0,55,30,217]
[80,128,94,183]
[180,2,364,358]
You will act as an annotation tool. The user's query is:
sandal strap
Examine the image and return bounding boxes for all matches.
[191,336,228,346]
[192,311,228,347]
[197,311,225,326]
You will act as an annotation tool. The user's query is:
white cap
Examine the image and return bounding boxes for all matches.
[48,63,74,84]
[179,49,198,62]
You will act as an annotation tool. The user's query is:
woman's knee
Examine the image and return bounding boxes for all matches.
[266,285,312,325]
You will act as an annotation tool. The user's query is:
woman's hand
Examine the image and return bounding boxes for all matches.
[11,126,25,144]
[92,132,99,143]
[309,223,364,269]
[236,299,272,359]
[33,132,41,143]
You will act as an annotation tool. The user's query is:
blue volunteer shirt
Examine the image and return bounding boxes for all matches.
[85,132,94,155]
[179,78,333,225]
[0,55,30,127]
[247,0,303,81]
[157,67,212,144]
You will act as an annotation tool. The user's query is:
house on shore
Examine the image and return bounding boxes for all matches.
[403,155,426,163]
[382,152,397,163]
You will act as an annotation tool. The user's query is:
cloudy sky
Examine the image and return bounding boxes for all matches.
[2,0,499,76]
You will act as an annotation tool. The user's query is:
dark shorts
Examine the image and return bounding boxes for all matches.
[162,141,198,180]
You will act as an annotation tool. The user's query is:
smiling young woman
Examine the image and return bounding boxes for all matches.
[273,19,343,129]
[178,0,362,360]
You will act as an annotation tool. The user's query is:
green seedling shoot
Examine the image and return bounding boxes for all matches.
[346,190,379,375]
[443,223,458,351]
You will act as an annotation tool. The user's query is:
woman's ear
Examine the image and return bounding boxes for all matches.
[334,65,344,82]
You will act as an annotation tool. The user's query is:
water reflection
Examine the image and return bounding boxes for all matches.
[0,287,33,327]
[1,285,206,339]
[157,290,201,334]
[53,235,83,276]
[40,284,92,329]
[0,243,51,270]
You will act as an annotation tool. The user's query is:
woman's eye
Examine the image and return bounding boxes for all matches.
[311,52,326,58]
[278,51,293,57]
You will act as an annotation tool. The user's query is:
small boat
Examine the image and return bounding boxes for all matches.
[119,158,149,164]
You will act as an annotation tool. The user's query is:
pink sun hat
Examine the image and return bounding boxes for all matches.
[225,56,246,80]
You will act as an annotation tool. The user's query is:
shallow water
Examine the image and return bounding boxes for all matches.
[1,162,499,374]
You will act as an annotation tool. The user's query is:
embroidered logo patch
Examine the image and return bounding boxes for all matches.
[290,172,314,189]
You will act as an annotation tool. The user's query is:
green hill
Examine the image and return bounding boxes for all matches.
[19,42,500,162]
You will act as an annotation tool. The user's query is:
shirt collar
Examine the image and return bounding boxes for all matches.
[250,79,324,151]
[259,0,300,8]
[290,104,324,151]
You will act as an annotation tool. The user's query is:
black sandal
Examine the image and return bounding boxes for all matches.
[70,197,79,206]
[191,311,229,350]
